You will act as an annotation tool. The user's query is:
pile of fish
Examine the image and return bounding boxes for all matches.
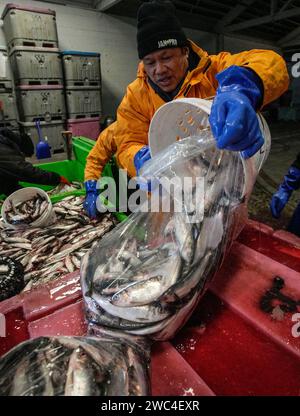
[0,335,151,396]
[47,181,83,196]
[0,195,117,291]
[3,194,49,226]
[81,137,248,341]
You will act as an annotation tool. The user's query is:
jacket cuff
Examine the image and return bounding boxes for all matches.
[117,144,145,178]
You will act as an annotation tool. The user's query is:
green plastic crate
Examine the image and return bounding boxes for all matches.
[72,136,95,167]
[37,159,85,183]
[17,159,86,206]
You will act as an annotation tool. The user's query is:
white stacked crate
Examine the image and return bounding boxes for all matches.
[9,46,63,86]
[62,51,102,140]
[1,4,66,152]
[2,4,59,52]
[0,46,19,131]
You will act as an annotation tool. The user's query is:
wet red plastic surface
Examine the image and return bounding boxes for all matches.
[238,220,300,273]
[0,307,29,357]
[172,292,300,396]
[0,220,299,396]
[211,242,300,357]
[151,342,214,396]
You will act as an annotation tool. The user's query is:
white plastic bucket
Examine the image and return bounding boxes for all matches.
[148,98,271,198]
[1,187,56,229]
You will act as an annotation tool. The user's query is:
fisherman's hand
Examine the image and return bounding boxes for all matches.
[134,146,151,176]
[60,176,71,185]
[209,65,264,159]
[270,166,300,218]
[270,189,290,218]
[83,180,98,219]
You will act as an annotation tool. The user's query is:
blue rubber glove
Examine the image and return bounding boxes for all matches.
[83,180,98,219]
[134,146,151,176]
[209,65,264,159]
[270,166,300,218]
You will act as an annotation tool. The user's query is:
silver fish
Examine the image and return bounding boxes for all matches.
[65,347,98,396]
[111,254,182,307]
[92,291,171,323]
[174,212,195,264]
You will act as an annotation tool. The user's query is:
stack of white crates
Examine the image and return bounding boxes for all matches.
[1,3,66,151]
[62,51,102,140]
[0,46,19,131]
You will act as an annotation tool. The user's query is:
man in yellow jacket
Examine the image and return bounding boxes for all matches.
[84,0,289,218]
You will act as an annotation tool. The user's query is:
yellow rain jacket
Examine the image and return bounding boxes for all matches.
[85,41,289,180]
[85,121,117,181]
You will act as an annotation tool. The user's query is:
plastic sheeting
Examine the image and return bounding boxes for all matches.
[0,335,151,396]
[81,132,249,341]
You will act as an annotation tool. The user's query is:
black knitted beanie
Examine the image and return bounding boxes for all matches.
[137,0,188,59]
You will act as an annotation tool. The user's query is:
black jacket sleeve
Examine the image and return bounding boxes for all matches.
[0,145,61,186]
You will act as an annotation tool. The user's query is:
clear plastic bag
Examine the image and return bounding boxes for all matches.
[81,132,250,341]
[0,335,151,396]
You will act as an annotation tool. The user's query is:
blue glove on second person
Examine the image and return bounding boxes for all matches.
[270,165,300,218]
[83,180,98,219]
[209,65,264,159]
[134,146,151,176]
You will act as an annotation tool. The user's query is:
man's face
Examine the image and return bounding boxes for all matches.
[143,47,189,93]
